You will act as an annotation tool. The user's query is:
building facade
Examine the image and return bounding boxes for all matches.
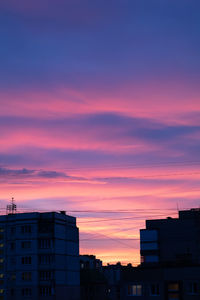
[140,208,200,265]
[121,265,200,300]
[0,211,80,300]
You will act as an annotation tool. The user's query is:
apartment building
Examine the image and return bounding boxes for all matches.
[140,208,200,265]
[0,210,80,300]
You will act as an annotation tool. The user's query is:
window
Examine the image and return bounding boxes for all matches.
[10,257,16,265]
[80,262,84,269]
[21,241,31,249]
[21,226,31,234]
[39,255,54,265]
[38,239,54,249]
[0,245,3,249]
[39,286,54,296]
[0,228,4,233]
[0,275,3,279]
[168,283,179,292]
[10,227,15,235]
[10,242,15,251]
[140,242,158,250]
[167,282,180,300]
[188,282,198,295]
[22,272,32,281]
[10,273,16,281]
[22,288,32,296]
[143,255,159,263]
[39,270,54,281]
[128,284,142,296]
[21,257,32,264]
[150,283,160,296]
[0,290,3,294]
[0,260,3,264]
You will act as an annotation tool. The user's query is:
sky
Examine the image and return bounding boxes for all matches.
[0,0,200,265]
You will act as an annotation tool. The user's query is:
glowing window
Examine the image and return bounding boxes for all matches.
[168,283,179,291]
[128,284,142,296]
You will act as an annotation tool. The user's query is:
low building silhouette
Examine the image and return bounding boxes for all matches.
[80,255,107,300]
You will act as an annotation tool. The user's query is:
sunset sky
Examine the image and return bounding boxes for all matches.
[1,0,200,265]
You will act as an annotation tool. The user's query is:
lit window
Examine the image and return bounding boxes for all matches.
[168,294,180,299]
[0,275,3,279]
[168,283,179,291]
[0,290,3,294]
[0,245,3,248]
[80,262,84,269]
[128,284,142,296]
[0,229,4,233]
[167,282,180,300]
[0,260,3,264]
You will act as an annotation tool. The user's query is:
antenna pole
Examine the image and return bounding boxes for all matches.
[6,197,17,215]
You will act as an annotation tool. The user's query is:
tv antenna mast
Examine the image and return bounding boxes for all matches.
[6,197,17,215]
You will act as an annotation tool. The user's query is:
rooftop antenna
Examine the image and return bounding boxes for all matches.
[6,197,17,215]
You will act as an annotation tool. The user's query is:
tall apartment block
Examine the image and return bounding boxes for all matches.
[0,207,80,300]
[140,208,200,265]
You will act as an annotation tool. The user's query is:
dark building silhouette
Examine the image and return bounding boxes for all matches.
[116,264,200,299]
[0,211,80,300]
[102,208,200,300]
[93,208,200,300]
[140,208,200,265]
[80,255,107,300]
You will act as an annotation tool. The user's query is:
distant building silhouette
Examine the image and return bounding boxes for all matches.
[0,210,80,300]
[80,255,102,271]
[140,208,200,265]
[80,255,107,300]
